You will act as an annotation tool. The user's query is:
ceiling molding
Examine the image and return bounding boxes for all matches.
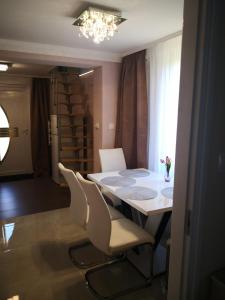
[122,31,182,57]
[0,38,122,63]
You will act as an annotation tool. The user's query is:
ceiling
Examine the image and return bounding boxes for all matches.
[0,0,184,55]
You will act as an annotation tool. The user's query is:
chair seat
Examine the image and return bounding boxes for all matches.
[108,206,124,220]
[108,218,155,255]
[102,188,121,206]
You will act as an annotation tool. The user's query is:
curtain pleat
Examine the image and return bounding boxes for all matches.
[147,35,182,174]
[115,50,148,168]
[31,78,51,177]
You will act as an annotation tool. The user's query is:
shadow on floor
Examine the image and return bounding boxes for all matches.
[32,241,73,272]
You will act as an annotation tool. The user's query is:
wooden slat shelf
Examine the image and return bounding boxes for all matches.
[58,92,74,96]
[61,135,92,139]
[57,71,70,75]
[58,81,72,86]
[60,124,86,128]
[56,73,93,188]
[61,146,89,151]
[58,113,85,117]
[58,102,82,106]
[61,158,93,163]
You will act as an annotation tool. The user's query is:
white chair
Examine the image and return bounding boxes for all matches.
[76,172,155,299]
[99,148,127,172]
[99,148,127,207]
[58,163,124,268]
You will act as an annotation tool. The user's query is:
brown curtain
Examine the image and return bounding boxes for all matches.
[31,78,51,177]
[115,50,148,168]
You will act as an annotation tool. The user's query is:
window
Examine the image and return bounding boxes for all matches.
[0,105,10,162]
[147,35,182,175]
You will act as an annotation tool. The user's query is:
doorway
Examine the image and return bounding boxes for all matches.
[0,62,95,220]
[0,76,32,176]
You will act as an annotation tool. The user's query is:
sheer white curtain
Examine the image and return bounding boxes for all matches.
[147,35,182,175]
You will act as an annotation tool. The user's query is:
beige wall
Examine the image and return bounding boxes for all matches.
[102,62,120,149]
[92,67,103,172]
[92,63,120,171]
[0,50,121,172]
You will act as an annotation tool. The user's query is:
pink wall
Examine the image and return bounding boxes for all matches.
[93,67,103,171]
[102,63,120,149]
[0,50,121,172]
[92,63,121,171]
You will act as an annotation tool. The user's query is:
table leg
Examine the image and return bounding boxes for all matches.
[153,211,172,251]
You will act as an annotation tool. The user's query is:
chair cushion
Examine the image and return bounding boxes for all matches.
[108,218,155,255]
[108,206,125,220]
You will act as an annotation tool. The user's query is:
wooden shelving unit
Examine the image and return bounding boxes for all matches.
[52,69,93,186]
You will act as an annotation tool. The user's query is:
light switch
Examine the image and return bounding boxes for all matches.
[94,122,100,129]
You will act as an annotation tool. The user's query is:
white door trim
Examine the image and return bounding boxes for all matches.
[168,0,225,299]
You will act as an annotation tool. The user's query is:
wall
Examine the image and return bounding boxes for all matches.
[80,72,94,117]
[102,63,120,149]
[92,67,103,172]
[94,63,120,171]
[0,51,121,173]
[93,63,120,171]
[80,72,95,170]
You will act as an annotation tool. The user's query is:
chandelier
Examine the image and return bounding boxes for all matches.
[73,6,126,44]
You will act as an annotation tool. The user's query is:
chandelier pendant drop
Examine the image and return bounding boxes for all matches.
[73,6,126,44]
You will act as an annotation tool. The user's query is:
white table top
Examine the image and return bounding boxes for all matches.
[88,169,173,216]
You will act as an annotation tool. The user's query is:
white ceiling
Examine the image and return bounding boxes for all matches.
[0,0,183,55]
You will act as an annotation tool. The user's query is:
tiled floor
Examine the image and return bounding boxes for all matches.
[0,208,167,300]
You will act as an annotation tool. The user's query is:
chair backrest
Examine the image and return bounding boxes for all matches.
[76,172,111,253]
[99,148,127,172]
[58,163,88,228]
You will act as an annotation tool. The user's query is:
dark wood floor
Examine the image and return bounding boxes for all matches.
[0,178,70,220]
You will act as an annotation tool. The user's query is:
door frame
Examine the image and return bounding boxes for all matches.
[0,76,33,176]
[168,0,225,299]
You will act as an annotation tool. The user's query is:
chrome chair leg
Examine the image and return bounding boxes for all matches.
[85,243,153,299]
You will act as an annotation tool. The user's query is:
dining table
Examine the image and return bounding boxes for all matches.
[87,168,173,250]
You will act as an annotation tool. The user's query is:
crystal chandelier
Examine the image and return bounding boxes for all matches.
[73,6,126,44]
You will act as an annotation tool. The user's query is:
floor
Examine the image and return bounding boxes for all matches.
[0,207,167,300]
[0,178,167,300]
[0,178,70,220]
